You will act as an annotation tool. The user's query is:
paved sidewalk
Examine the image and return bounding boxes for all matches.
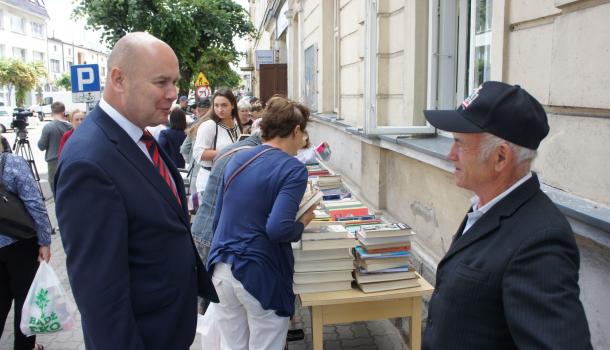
[2,199,410,349]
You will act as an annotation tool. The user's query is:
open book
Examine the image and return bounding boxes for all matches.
[296,187,323,221]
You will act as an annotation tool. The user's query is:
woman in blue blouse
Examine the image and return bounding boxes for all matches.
[207,96,315,349]
[0,143,52,350]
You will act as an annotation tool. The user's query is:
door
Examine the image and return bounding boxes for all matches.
[259,64,288,106]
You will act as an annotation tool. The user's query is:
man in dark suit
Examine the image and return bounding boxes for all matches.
[55,32,217,349]
[422,81,591,349]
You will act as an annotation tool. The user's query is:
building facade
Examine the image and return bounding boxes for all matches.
[46,37,108,92]
[0,0,48,106]
[0,1,108,106]
[250,0,610,347]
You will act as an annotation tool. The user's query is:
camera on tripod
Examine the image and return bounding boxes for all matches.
[11,107,33,140]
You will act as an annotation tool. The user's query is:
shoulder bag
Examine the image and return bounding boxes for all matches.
[0,153,38,240]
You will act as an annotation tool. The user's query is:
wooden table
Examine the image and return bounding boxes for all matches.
[298,274,434,350]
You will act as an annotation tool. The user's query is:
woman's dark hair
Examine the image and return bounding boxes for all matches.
[210,87,242,132]
[259,95,310,141]
[169,108,187,131]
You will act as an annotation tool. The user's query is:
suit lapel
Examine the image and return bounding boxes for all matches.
[439,174,542,267]
[92,108,189,226]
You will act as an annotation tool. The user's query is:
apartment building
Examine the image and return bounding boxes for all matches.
[0,0,48,105]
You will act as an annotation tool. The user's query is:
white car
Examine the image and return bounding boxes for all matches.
[0,106,14,133]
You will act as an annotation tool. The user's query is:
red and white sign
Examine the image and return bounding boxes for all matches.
[197,86,211,98]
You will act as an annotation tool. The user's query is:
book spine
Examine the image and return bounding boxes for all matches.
[364,245,411,254]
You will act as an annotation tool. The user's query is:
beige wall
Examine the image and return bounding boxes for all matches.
[506,0,610,204]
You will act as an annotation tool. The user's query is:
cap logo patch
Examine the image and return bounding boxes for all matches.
[461,86,482,109]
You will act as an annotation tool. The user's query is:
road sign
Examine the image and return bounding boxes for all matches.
[196,72,209,87]
[197,86,211,98]
[70,64,101,103]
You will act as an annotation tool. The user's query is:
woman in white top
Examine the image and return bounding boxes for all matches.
[192,88,242,192]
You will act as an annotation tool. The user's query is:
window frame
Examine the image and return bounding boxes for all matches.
[10,15,25,34]
[363,0,435,135]
[427,0,493,111]
[13,47,27,61]
[31,22,44,38]
[50,59,61,73]
[33,50,44,63]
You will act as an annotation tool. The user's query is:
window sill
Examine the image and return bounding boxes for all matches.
[310,114,610,249]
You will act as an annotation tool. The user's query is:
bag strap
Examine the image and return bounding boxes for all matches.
[214,145,254,164]
[224,147,275,193]
[213,122,219,151]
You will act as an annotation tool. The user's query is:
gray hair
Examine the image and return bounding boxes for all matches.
[237,99,251,111]
[479,133,537,166]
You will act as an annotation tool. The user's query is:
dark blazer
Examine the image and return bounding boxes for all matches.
[55,106,218,350]
[158,128,187,168]
[423,173,591,350]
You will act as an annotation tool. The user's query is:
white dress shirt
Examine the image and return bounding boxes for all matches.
[463,172,533,234]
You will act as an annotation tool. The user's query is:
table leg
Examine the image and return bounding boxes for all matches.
[409,296,422,350]
[311,305,323,350]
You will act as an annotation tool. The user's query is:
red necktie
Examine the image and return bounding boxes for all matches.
[141,130,181,205]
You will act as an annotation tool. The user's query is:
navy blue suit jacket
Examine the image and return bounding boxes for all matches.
[423,174,591,349]
[55,106,217,350]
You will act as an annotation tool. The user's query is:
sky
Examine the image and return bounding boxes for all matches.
[45,0,108,52]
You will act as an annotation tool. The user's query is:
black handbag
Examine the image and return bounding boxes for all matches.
[0,153,38,240]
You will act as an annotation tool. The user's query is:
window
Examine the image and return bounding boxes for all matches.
[33,51,44,62]
[0,45,5,59]
[427,0,493,111]
[471,0,492,88]
[13,47,26,61]
[0,10,4,30]
[67,61,73,68]
[362,0,434,134]
[31,22,44,38]
[50,59,60,73]
[10,15,25,34]
[54,45,58,52]
[101,66,106,76]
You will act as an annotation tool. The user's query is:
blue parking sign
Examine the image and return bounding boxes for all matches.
[71,64,101,103]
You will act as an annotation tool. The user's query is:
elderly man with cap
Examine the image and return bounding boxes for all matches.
[422,81,591,350]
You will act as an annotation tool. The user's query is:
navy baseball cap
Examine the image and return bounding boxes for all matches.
[198,98,211,108]
[424,81,549,150]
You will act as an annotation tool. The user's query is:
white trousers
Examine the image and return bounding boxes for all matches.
[211,263,289,350]
[195,167,210,193]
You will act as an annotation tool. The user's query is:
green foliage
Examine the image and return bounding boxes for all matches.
[199,47,242,89]
[0,58,47,106]
[73,0,255,95]
[56,73,72,90]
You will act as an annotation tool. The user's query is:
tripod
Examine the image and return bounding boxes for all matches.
[12,131,44,195]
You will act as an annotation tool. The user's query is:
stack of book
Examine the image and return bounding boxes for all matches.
[322,199,370,221]
[307,164,331,177]
[293,224,357,294]
[353,223,419,293]
[316,175,342,190]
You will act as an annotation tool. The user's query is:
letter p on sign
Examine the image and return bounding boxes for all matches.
[77,67,94,91]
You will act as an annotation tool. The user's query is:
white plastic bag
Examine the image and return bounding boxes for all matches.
[20,261,77,336]
[197,303,221,349]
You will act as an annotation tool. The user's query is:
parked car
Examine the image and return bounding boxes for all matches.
[0,106,15,133]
